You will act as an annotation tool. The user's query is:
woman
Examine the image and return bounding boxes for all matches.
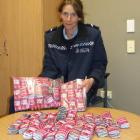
[40,0,108,106]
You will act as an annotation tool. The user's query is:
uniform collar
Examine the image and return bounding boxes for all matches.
[63,27,78,40]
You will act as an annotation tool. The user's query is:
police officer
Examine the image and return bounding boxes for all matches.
[40,0,108,106]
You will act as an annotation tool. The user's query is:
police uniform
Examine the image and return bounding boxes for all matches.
[40,23,108,105]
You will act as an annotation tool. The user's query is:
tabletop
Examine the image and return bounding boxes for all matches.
[0,107,140,140]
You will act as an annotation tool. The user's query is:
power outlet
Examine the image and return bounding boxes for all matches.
[100,90,112,99]
[100,90,105,98]
[107,90,112,99]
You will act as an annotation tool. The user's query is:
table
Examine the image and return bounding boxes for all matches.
[0,107,140,140]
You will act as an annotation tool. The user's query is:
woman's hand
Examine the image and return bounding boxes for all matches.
[83,78,95,93]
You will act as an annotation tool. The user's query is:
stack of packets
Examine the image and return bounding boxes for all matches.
[8,109,130,140]
[13,77,63,111]
[61,79,86,111]
[13,77,87,112]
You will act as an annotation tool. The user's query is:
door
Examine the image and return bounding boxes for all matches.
[43,0,62,31]
[0,0,62,116]
[0,0,11,116]
[0,0,44,116]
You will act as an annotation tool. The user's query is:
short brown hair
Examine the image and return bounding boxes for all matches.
[58,0,84,23]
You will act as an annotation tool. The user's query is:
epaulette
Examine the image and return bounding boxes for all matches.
[85,24,99,30]
[46,26,57,33]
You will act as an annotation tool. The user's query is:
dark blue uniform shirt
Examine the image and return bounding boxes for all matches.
[40,23,107,87]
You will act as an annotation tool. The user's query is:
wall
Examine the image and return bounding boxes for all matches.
[82,0,140,114]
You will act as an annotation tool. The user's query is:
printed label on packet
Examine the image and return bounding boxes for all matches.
[13,77,63,111]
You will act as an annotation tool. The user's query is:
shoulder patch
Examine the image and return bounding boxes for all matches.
[46,27,57,33]
[85,24,99,30]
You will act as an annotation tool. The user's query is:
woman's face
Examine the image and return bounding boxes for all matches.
[60,4,81,30]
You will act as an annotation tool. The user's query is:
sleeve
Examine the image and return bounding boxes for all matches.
[39,33,59,79]
[88,29,108,87]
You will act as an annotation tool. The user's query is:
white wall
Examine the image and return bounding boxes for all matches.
[82,0,140,115]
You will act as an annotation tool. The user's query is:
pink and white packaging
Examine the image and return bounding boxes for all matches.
[23,126,38,140]
[102,111,112,120]
[117,117,130,128]
[13,77,62,111]
[107,126,120,138]
[8,111,131,139]
[61,79,87,112]
[95,126,108,137]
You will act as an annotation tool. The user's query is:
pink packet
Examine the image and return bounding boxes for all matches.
[107,126,120,138]
[60,79,86,112]
[117,117,130,128]
[13,77,62,111]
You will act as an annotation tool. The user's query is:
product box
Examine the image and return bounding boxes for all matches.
[13,77,62,111]
[13,77,87,112]
[61,79,87,111]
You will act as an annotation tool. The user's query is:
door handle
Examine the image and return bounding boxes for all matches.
[0,39,8,56]
[3,40,8,56]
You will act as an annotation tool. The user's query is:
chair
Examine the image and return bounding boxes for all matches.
[103,73,110,107]
[87,73,110,108]
[9,95,15,114]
